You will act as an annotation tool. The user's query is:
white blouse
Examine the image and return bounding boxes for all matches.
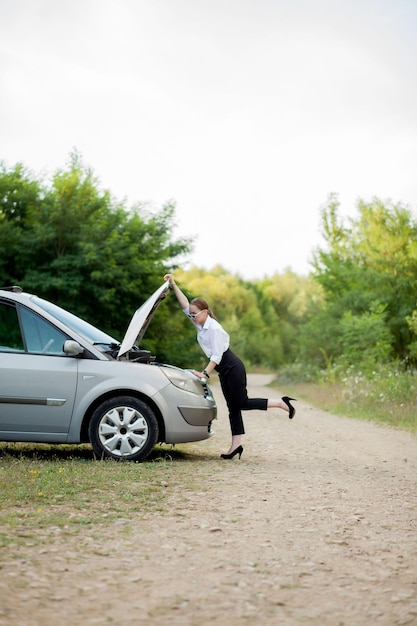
[183,308,230,364]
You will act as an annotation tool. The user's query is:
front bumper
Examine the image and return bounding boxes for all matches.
[178,405,217,427]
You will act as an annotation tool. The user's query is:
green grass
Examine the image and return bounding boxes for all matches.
[0,442,210,552]
[272,369,417,433]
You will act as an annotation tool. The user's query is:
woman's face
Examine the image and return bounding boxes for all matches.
[189,306,207,323]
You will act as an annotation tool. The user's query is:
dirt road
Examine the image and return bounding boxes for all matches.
[1,374,416,625]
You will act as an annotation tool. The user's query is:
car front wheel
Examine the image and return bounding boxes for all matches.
[88,396,159,461]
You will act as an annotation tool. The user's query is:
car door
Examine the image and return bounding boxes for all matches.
[0,299,78,441]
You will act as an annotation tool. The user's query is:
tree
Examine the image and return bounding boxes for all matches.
[311,194,417,365]
[0,162,44,285]
[0,153,193,359]
[258,270,323,365]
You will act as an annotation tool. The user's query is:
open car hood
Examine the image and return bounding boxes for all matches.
[117,282,170,359]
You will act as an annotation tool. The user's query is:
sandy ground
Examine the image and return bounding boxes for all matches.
[0,373,416,626]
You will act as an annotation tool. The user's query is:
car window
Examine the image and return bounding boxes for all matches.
[0,301,25,351]
[19,306,69,355]
[32,296,118,347]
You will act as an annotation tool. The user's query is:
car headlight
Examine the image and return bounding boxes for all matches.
[160,366,207,395]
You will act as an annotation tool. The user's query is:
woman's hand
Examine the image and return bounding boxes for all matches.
[190,369,205,379]
[164,273,175,285]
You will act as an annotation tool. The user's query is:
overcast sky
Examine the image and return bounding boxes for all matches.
[1,0,417,278]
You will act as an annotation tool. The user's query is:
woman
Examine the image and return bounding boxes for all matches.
[164,274,296,460]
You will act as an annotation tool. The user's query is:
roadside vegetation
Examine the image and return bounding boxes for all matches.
[271,363,417,433]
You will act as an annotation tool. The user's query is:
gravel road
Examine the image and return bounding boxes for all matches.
[1,374,416,625]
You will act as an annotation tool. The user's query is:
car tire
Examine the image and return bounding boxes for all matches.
[88,396,159,462]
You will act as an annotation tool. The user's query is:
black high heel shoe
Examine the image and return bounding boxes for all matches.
[282,396,297,419]
[220,445,243,460]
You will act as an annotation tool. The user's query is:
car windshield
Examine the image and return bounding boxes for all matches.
[32,296,119,347]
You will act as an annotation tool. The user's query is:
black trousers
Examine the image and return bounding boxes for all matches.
[215,349,268,436]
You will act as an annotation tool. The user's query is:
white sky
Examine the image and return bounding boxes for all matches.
[1,0,417,278]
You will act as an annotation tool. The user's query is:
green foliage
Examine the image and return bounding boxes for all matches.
[0,162,44,284]
[405,310,417,361]
[0,152,192,360]
[337,305,393,368]
[310,194,417,367]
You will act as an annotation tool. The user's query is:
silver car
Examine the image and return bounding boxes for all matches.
[0,283,217,461]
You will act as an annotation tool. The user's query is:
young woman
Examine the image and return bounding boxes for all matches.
[164,274,296,460]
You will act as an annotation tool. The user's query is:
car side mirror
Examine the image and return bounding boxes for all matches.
[63,340,85,356]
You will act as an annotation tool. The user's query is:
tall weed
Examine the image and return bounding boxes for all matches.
[274,362,417,432]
